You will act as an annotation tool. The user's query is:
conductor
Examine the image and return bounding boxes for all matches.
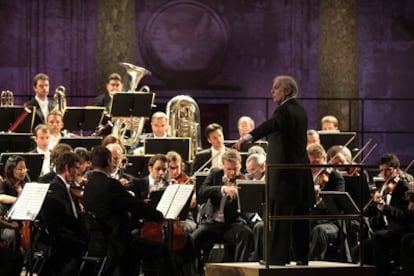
[234,75,314,265]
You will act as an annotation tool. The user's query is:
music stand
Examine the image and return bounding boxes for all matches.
[148,190,164,209]
[62,106,105,136]
[319,191,360,215]
[0,106,36,133]
[343,175,371,208]
[0,153,43,182]
[0,133,33,153]
[236,179,265,213]
[194,172,209,204]
[318,131,358,151]
[111,92,155,117]
[144,138,191,162]
[124,154,152,178]
[59,137,102,150]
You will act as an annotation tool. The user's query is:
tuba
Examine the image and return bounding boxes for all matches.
[111,62,152,148]
[166,95,202,160]
[1,90,14,106]
[53,85,67,115]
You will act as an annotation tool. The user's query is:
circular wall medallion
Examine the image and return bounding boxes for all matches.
[140,0,229,87]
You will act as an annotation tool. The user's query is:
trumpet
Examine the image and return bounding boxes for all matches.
[1,90,14,106]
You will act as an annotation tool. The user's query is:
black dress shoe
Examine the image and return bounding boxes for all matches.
[259,260,286,266]
[296,261,308,266]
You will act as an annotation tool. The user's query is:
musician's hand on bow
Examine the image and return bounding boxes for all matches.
[223,185,238,200]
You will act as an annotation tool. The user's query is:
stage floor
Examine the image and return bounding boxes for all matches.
[205,261,376,276]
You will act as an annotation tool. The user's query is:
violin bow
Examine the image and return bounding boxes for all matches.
[351,138,372,163]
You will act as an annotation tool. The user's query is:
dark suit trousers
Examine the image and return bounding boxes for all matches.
[270,201,310,264]
[191,221,253,262]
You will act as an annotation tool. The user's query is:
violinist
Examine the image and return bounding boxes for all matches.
[307,143,346,261]
[166,151,197,234]
[191,149,254,269]
[38,142,73,183]
[0,155,27,251]
[106,142,135,186]
[38,152,87,275]
[245,153,266,181]
[308,143,345,192]
[358,153,411,276]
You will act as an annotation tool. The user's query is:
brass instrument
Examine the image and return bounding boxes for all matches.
[1,90,14,106]
[111,62,152,148]
[166,95,201,160]
[53,85,67,115]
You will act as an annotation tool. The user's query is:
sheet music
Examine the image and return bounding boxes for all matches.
[156,184,193,219]
[6,182,50,221]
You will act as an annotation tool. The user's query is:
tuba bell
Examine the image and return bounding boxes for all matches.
[111,62,152,148]
[166,95,202,160]
[53,85,67,115]
[1,90,14,106]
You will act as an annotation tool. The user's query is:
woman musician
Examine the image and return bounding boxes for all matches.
[0,155,27,251]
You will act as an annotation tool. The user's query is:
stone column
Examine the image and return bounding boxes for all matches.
[96,0,136,95]
[319,0,358,131]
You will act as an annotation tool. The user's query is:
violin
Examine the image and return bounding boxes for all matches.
[314,167,333,189]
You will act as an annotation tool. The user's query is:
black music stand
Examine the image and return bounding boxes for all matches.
[0,106,36,133]
[144,138,191,162]
[343,175,371,208]
[110,92,155,117]
[0,133,33,153]
[0,153,43,182]
[319,191,360,215]
[62,107,105,136]
[59,137,103,150]
[124,154,151,178]
[318,131,358,151]
[236,179,265,214]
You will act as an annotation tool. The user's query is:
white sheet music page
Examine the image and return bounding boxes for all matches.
[156,184,193,219]
[7,182,50,221]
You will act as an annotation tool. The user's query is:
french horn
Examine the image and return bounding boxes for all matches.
[166,95,202,160]
[111,62,152,148]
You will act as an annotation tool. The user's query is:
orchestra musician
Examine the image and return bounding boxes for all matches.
[356,153,411,276]
[191,123,228,175]
[93,73,123,136]
[106,143,135,186]
[131,111,170,155]
[46,109,65,150]
[234,75,314,266]
[245,153,266,181]
[237,116,255,137]
[38,143,73,183]
[307,143,346,261]
[320,115,340,132]
[0,155,27,251]
[191,149,254,269]
[25,73,54,127]
[30,124,52,176]
[39,152,87,275]
[83,146,175,275]
[166,150,197,233]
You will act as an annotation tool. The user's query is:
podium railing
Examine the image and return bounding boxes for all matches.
[263,163,366,268]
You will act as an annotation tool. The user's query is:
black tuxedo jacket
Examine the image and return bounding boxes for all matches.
[191,147,229,175]
[84,171,163,262]
[198,168,242,224]
[249,98,314,208]
[24,97,54,127]
[94,93,112,113]
[129,175,150,201]
[40,176,85,241]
